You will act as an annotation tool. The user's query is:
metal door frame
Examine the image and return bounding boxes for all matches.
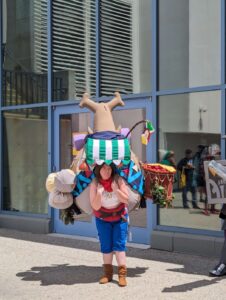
[53,98,155,244]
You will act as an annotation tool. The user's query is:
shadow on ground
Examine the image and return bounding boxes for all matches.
[162,277,225,293]
[16,264,148,286]
[0,229,222,280]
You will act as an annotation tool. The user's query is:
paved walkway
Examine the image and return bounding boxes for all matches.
[0,228,225,300]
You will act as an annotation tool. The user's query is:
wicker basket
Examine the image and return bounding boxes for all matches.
[142,163,176,202]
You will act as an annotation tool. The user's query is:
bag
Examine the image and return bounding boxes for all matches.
[179,168,186,188]
[75,185,93,215]
[126,183,141,211]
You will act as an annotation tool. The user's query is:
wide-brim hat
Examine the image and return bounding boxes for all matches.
[45,172,57,193]
[55,169,76,193]
[48,190,73,209]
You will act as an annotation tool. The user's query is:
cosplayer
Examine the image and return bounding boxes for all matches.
[45,91,179,286]
[90,163,129,286]
[45,92,178,285]
[46,92,150,286]
[209,204,226,276]
[208,160,226,276]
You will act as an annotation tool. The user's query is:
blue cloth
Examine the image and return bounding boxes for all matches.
[72,171,95,197]
[95,216,128,253]
[72,160,144,198]
[119,161,144,195]
[86,131,125,140]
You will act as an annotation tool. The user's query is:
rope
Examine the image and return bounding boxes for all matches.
[125,120,148,138]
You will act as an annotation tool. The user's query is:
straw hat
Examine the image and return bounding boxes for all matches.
[45,172,57,193]
[45,169,75,193]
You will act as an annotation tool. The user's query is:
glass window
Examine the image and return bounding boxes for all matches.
[112,108,147,227]
[52,0,96,101]
[2,0,48,106]
[158,91,222,230]
[59,112,92,222]
[59,112,91,169]
[2,107,48,214]
[100,0,151,96]
[158,0,221,90]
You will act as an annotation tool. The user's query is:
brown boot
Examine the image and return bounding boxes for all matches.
[99,264,113,284]
[118,265,127,287]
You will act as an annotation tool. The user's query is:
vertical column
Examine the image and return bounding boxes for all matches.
[0,0,2,210]
[221,0,226,159]
[0,0,2,107]
[148,0,158,241]
[48,0,53,174]
[48,0,52,107]
[96,0,100,99]
[47,0,54,222]
[151,0,158,164]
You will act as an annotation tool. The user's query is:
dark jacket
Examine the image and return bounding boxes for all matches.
[219,204,226,230]
[177,157,195,187]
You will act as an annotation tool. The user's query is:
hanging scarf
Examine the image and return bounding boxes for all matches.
[99,177,113,192]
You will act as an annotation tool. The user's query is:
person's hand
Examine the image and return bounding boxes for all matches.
[187,163,195,169]
[97,184,104,195]
[111,181,118,192]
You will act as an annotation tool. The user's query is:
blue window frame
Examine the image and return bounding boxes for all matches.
[0,0,225,239]
[0,0,2,210]
[52,98,155,244]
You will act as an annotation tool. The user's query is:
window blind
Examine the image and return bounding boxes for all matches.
[52,0,96,98]
[100,0,133,96]
[33,0,48,73]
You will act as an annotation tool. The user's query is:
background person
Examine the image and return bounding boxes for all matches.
[209,204,226,277]
[160,150,177,169]
[195,146,219,215]
[193,145,207,203]
[177,149,200,209]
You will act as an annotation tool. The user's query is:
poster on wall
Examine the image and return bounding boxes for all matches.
[72,132,87,156]
[204,160,226,204]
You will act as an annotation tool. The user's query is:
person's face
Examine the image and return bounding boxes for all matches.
[186,152,192,159]
[100,164,112,180]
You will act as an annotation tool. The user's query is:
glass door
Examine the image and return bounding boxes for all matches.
[53,105,97,237]
[53,99,155,244]
[111,99,154,244]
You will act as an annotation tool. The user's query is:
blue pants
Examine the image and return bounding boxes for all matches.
[95,217,128,253]
[182,185,197,207]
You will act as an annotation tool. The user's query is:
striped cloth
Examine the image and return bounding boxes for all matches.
[85,138,131,165]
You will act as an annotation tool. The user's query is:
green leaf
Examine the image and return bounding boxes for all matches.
[146,121,155,132]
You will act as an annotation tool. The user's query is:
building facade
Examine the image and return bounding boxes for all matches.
[0,0,225,257]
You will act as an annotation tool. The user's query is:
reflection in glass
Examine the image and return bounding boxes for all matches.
[3,108,48,214]
[2,0,48,106]
[112,109,147,227]
[100,0,151,96]
[59,112,92,222]
[59,113,91,169]
[159,0,221,90]
[158,91,221,230]
[52,1,96,100]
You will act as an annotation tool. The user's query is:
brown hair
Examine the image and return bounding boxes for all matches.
[94,163,116,182]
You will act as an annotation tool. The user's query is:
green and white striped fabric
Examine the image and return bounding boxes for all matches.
[85,138,131,165]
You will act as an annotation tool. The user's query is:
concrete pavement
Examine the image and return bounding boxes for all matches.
[0,228,225,300]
